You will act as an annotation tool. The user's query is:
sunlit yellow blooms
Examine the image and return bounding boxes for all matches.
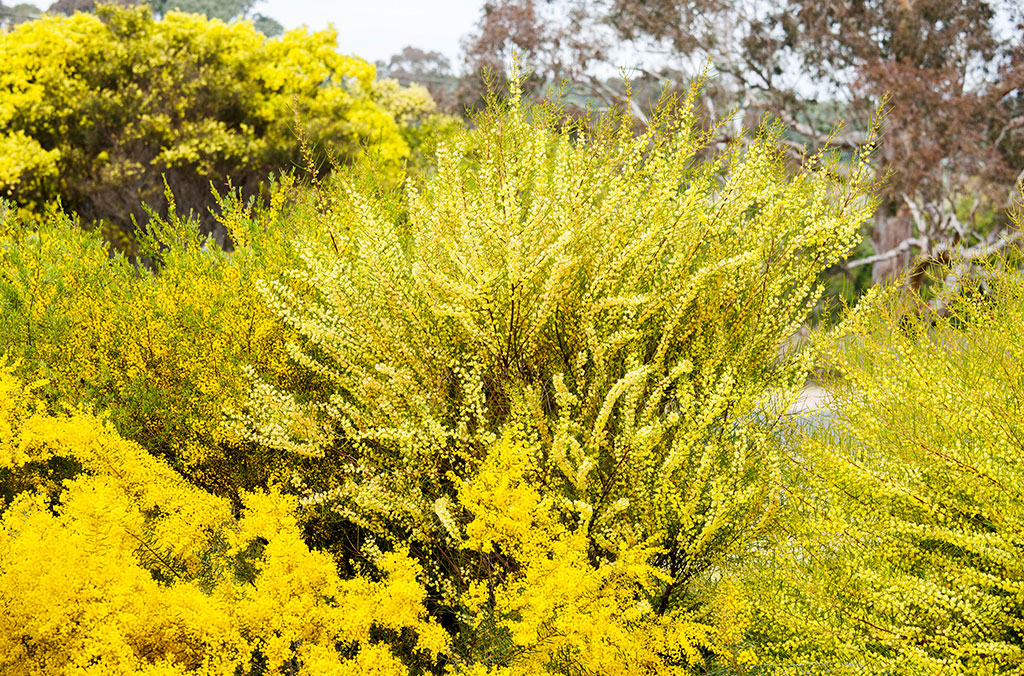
[0,367,444,675]
[233,77,879,671]
[0,67,890,673]
[0,175,346,483]
[0,131,59,197]
[0,5,442,226]
[452,436,748,673]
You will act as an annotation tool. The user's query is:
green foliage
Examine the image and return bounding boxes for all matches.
[815,235,875,326]
[750,258,1024,673]
[48,0,281,35]
[229,78,878,669]
[150,0,261,23]
[0,1,38,27]
[0,5,434,242]
[24,52,1019,671]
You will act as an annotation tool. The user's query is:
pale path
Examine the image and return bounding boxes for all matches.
[790,384,832,415]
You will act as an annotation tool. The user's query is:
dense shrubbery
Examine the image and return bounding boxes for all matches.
[0,72,889,673]
[0,177,323,492]
[2,12,1023,670]
[749,254,1024,674]
[0,365,447,675]
[0,5,449,245]
[228,80,878,671]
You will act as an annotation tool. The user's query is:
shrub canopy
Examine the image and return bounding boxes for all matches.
[0,5,435,242]
[0,365,447,675]
[0,73,888,673]
[231,81,879,669]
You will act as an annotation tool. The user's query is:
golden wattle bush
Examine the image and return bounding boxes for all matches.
[0,364,447,675]
[0,71,880,671]
[230,80,879,672]
[0,180,325,487]
[750,246,1024,673]
[0,4,442,240]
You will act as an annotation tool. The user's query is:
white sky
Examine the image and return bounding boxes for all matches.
[257,0,484,65]
[20,0,486,66]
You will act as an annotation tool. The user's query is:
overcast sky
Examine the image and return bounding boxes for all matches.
[258,0,484,65]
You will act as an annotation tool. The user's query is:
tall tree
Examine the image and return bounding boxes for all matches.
[459,1,635,118]
[0,1,41,27]
[378,46,459,111]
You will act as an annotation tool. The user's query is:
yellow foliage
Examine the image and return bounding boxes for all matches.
[0,365,444,675]
[0,72,887,674]
[452,435,750,674]
[0,131,59,194]
[0,5,436,226]
[0,178,336,479]
[233,76,878,670]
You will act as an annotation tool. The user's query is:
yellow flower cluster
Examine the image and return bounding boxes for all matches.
[0,176,331,482]
[0,131,59,196]
[9,57,986,672]
[0,364,445,675]
[0,6,444,221]
[453,435,754,674]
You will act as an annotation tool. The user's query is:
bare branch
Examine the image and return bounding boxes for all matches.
[1011,169,1024,208]
[774,108,870,149]
[584,76,649,126]
[933,230,1023,261]
[847,226,1021,272]
[845,238,925,270]
[994,114,1024,148]
[900,192,929,237]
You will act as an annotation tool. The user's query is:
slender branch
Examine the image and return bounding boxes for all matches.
[844,238,925,269]
[1010,170,1024,207]
[931,230,1023,261]
[584,75,649,126]
[774,108,871,149]
[845,227,1021,272]
[994,114,1024,148]
[900,193,928,236]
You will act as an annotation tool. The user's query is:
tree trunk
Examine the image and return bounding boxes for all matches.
[870,200,913,284]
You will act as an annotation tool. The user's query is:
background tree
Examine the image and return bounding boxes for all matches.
[457,0,643,120]
[46,0,128,14]
[48,0,284,35]
[0,5,432,248]
[0,1,40,27]
[377,46,460,112]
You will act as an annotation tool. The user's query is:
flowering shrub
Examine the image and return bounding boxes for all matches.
[0,364,446,675]
[0,178,339,492]
[0,5,438,237]
[750,252,1024,673]
[230,80,879,671]
[0,58,906,670]
[445,433,759,673]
